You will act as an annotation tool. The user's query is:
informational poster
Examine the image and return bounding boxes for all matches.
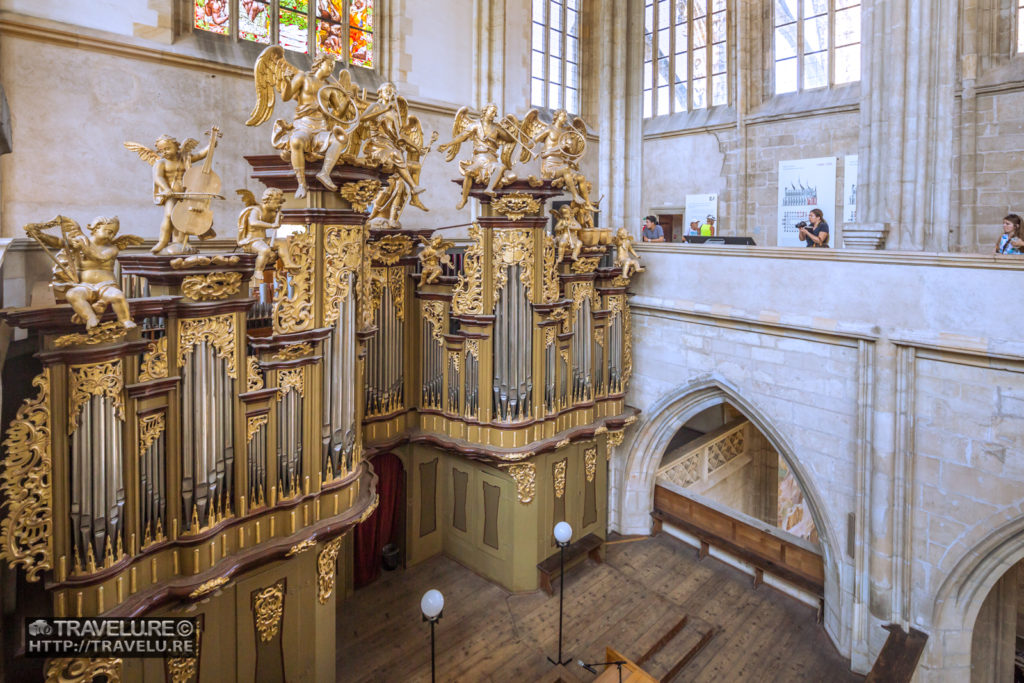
[843,155,858,224]
[684,194,718,235]
[776,157,836,247]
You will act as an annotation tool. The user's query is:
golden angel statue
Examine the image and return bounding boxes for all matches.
[551,205,583,264]
[124,127,223,254]
[24,216,143,329]
[246,46,362,198]
[523,109,591,208]
[417,235,454,285]
[438,104,534,210]
[236,188,299,273]
[614,227,645,279]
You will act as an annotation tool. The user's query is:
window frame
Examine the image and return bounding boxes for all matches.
[771,0,861,95]
[643,0,730,120]
[530,0,582,115]
[191,0,377,69]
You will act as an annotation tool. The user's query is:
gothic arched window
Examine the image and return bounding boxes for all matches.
[773,0,860,94]
[531,0,582,114]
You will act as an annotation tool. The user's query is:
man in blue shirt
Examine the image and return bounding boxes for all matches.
[641,215,664,242]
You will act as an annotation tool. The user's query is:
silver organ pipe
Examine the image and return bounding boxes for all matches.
[464,348,478,418]
[491,265,533,422]
[421,318,443,410]
[609,312,622,393]
[572,297,593,403]
[277,383,304,499]
[70,395,125,570]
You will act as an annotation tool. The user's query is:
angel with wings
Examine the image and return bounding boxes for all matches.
[614,227,645,279]
[438,104,526,210]
[551,204,583,264]
[358,82,430,204]
[246,46,361,198]
[236,187,299,273]
[24,216,143,329]
[523,109,592,209]
[124,133,215,253]
[417,235,454,285]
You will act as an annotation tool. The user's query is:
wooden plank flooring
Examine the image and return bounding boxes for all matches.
[336,533,862,682]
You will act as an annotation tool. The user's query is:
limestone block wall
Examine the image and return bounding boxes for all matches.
[614,244,1024,677]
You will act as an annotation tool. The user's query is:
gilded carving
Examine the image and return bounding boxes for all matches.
[584,446,597,483]
[422,301,446,345]
[357,494,380,523]
[505,463,536,504]
[323,225,363,326]
[607,430,625,448]
[246,415,268,444]
[367,234,414,265]
[418,235,454,286]
[178,314,237,378]
[0,372,52,582]
[543,234,559,303]
[448,349,461,374]
[68,360,125,435]
[253,580,285,643]
[247,357,264,391]
[571,257,601,274]
[340,179,383,212]
[388,267,406,321]
[286,538,316,557]
[491,192,541,221]
[451,224,484,315]
[138,413,165,452]
[45,657,122,683]
[492,229,535,301]
[139,337,168,383]
[544,327,555,348]
[182,272,243,301]
[465,339,479,359]
[571,281,598,315]
[278,368,305,398]
[612,275,630,287]
[613,227,645,279]
[272,343,313,361]
[593,327,605,348]
[273,230,315,334]
[622,303,633,386]
[317,535,345,604]
[554,459,567,499]
[54,321,128,348]
[166,655,197,683]
[189,576,228,599]
[169,254,240,270]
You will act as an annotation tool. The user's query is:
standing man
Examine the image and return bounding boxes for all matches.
[641,215,665,242]
[798,208,830,247]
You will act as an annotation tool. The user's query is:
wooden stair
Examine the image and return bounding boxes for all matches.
[865,624,928,683]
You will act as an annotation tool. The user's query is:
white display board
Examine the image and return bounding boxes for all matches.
[684,194,719,235]
[777,157,836,247]
[843,155,858,224]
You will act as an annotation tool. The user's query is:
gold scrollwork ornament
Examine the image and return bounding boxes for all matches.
[246,414,268,444]
[166,655,197,683]
[554,459,567,499]
[317,535,345,604]
[451,224,484,315]
[54,321,128,348]
[506,463,536,504]
[253,580,285,643]
[272,343,313,361]
[138,413,165,452]
[422,301,446,344]
[340,179,383,213]
[607,430,625,448]
[585,446,597,482]
[247,357,264,391]
[68,360,125,435]
[189,575,229,599]
[286,538,316,557]
[278,368,305,398]
[181,272,243,301]
[273,230,315,334]
[367,234,415,266]
[178,314,238,378]
[491,192,541,221]
[139,337,168,383]
[492,229,535,301]
[324,225,363,326]
[45,657,122,683]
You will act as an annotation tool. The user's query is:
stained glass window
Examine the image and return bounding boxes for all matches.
[773,0,860,94]
[194,0,374,68]
[531,0,581,114]
[643,0,728,119]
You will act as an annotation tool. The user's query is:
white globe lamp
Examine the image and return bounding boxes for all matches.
[553,521,573,546]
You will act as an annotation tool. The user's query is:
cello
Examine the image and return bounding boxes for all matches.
[171,126,223,237]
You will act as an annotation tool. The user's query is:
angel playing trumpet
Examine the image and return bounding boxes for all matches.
[24,216,143,329]
[246,46,362,198]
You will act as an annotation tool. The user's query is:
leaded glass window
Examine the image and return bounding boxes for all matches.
[643,0,728,119]
[531,0,581,115]
[773,0,860,94]
[194,0,374,68]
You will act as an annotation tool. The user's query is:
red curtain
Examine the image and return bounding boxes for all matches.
[354,452,404,588]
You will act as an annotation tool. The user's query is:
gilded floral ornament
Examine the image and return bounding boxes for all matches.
[246,414,268,444]
[0,372,52,582]
[138,413,165,452]
[166,655,197,683]
[54,321,128,348]
[492,229,535,301]
[317,535,345,604]
[182,272,243,301]
[274,230,315,334]
[323,225,363,325]
[465,339,479,359]
[272,343,313,361]
[451,225,484,315]
[491,192,541,221]
[45,657,122,683]
[178,314,238,378]
[139,337,168,383]
[543,234,559,302]
[422,301,446,344]
[554,459,567,499]
[584,446,597,482]
[607,430,625,448]
[368,234,414,265]
[612,275,630,287]
[253,580,285,642]
[388,267,406,321]
[571,281,598,315]
[170,254,239,270]
[571,257,601,274]
[286,538,316,557]
[278,368,305,398]
[68,360,125,435]
[247,357,264,391]
[505,463,536,504]
[189,575,229,599]
[544,327,556,348]
[357,494,380,523]
[340,179,383,212]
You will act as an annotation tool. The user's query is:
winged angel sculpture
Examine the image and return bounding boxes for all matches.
[246,46,361,198]
[522,108,592,209]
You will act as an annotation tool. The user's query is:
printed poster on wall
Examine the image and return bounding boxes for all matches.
[776,157,837,247]
[843,155,858,224]
[684,194,719,235]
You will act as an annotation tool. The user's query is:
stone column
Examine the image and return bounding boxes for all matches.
[595,0,644,232]
[856,0,959,251]
[473,0,506,110]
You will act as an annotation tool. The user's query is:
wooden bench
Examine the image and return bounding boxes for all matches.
[537,532,604,595]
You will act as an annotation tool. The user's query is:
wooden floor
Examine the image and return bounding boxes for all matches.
[336,533,862,682]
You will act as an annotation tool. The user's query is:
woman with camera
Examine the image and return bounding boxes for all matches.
[798,209,829,247]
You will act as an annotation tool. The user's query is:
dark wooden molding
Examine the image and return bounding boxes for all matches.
[239,388,281,404]
[247,327,332,350]
[36,339,151,366]
[126,377,180,399]
[118,253,256,287]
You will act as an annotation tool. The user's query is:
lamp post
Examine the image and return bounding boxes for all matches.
[548,521,573,666]
[421,589,444,683]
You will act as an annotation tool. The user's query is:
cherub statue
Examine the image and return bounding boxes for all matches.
[523,109,591,208]
[438,104,533,210]
[247,46,362,198]
[551,205,583,264]
[614,227,645,279]
[236,188,299,273]
[417,235,454,285]
[124,130,219,254]
[24,216,143,329]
